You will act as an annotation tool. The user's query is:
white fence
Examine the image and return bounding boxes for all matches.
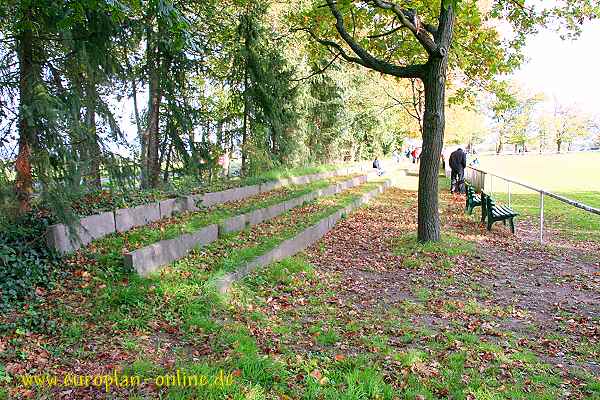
[465,166,600,243]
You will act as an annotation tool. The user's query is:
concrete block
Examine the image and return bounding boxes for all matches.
[159,198,177,219]
[125,224,218,277]
[201,184,261,207]
[201,191,225,207]
[46,211,116,254]
[259,181,280,193]
[159,197,192,219]
[290,175,310,185]
[265,202,286,219]
[247,208,266,226]
[244,184,261,198]
[115,203,161,233]
[276,178,291,188]
[219,214,247,234]
[220,188,240,203]
[46,224,73,254]
[287,197,304,209]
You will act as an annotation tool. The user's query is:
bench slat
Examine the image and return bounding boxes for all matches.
[491,205,517,218]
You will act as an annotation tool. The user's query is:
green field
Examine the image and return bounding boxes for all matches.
[474,153,600,242]
[477,152,600,194]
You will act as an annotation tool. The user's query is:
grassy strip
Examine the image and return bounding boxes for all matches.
[5,178,599,400]
[84,174,363,272]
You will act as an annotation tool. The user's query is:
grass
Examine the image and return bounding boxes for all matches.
[394,232,475,269]
[227,255,600,400]
[478,152,600,194]
[1,180,388,398]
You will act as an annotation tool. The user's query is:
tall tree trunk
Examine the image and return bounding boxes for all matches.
[15,10,35,214]
[127,56,145,186]
[418,61,446,242]
[163,140,173,183]
[557,138,562,153]
[144,24,161,188]
[271,128,277,156]
[241,67,249,176]
[85,76,102,189]
[417,3,454,243]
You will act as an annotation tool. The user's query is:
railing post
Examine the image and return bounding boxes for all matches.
[490,175,493,195]
[539,191,544,244]
[508,181,511,207]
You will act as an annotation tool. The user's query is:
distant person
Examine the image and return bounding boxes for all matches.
[373,157,384,176]
[468,155,480,167]
[449,147,467,194]
[411,148,418,164]
[217,152,230,177]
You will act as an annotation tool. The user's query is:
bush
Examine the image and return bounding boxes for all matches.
[0,212,61,312]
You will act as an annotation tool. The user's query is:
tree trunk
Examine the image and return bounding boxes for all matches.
[418,60,447,242]
[557,139,562,153]
[163,140,173,183]
[15,11,35,214]
[417,3,454,243]
[85,77,102,189]
[241,66,249,177]
[128,60,145,186]
[144,23,161,188]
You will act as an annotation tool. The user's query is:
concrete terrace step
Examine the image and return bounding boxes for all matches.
[46,163,373,254]
[124,174,374,277]
[215,179,391,293]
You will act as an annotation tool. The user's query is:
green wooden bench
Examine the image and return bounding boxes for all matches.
[465,184,481,215]
[481,192,518,234]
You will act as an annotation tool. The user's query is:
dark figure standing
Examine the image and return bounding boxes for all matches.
[372,157,384,176]
[449,147,467,194]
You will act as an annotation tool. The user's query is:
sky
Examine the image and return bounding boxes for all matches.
[512,19,600,116]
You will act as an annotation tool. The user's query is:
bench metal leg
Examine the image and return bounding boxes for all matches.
[509,218,515,234]
[487,219,493,231]
[502,219,506,226]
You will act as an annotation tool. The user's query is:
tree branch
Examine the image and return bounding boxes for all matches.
[323,0,425,78]
[367,25,403,39]
[370,0,439,54]
[291,52,341,83]
[423,23,438,36]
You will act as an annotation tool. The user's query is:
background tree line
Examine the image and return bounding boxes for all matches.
[0,0,435,218]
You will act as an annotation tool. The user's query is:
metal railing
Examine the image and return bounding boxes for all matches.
[465,166,600,244]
